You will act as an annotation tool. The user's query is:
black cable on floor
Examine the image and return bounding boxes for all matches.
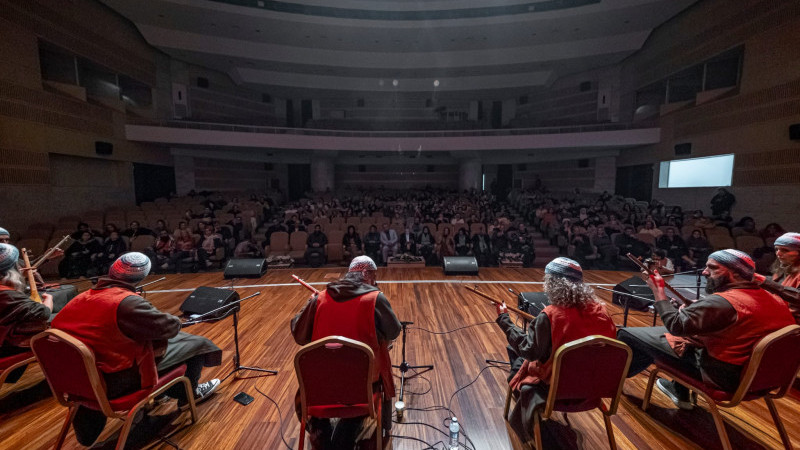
[409,321,497,335]
[253,386,293,450]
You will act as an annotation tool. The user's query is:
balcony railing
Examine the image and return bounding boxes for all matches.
[126,118,653,138]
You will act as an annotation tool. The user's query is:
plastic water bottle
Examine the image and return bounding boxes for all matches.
[449,416,460,449]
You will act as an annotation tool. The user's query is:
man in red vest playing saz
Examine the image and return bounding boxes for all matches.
[292,255,401,450]
[495,257,617,442]
[617,249,794,410]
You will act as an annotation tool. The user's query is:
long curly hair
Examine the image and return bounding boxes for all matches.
[0,267,24,293]
[543,274,598,308]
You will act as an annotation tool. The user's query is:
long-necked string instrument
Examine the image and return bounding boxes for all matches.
[465,285,535,321]
[32,235,72,268]
[292,274,320,295]
[626,253,693,306]
[20,248,42,303]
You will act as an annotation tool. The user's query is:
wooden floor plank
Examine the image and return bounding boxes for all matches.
[1,267,797,449]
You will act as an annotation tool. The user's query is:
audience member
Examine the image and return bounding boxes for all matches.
[305,224,328,267]
[380,223,399,263]
[342,225,363,260]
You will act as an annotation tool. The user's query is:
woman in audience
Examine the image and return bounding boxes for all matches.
[171,229,198,273]
[454,227,471,256]
[685,229,711,267]
[154,229,176,270]
[639,219,663,238]
[59,231,102,279]
[342,225,363,260]
[418,226,436,265]
[98,231,127,274]
[436,226,455,261]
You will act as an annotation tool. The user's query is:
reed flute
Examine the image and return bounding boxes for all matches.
[292,274,320,295]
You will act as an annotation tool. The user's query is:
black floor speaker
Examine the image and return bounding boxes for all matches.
[442,256,479,275]
[224,258,267,279]
[612,276,654,311]
[517,292,550,316]
[180,286,240,318]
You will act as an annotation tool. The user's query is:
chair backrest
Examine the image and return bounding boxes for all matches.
[129,234,156,252]
[30,329,114,416]
[294,336,375,421]
[269,231,290,251]
[545,335,632,417]
[734,235,765,254]
[289,231,309,250]
[731,325,800,403]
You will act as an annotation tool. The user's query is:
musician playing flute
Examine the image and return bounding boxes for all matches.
[495,257,616,441]
[753,232,800,324]
[617,249,794,410]
[291,256,401,450]
[0,243,53,384]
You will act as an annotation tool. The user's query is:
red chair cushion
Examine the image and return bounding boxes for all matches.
[75,364,187,412]
[553,398,603,413]
[653,357,762,403]
[308,391,380,419]
[0,351,34,370]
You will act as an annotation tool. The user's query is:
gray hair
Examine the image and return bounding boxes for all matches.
[0,267,24,292]
[543,274,598,308]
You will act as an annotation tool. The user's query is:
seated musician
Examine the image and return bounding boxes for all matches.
[495,257,616,441]
[753,232,800,324]
[0,226,75,314]
[0,243,53,383]
[51,252,222,446]
[291,256,401,449]
[617,249,794,410]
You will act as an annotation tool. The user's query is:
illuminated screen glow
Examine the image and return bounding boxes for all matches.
[659,154,734,188]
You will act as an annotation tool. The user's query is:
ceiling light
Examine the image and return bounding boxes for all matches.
[392,80,399,87]
[433,80,440,87]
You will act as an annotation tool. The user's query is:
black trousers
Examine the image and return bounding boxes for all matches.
[616,327,742,398]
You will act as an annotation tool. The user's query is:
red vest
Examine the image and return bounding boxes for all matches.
[311,290,395,395]
[510,301,616,391]
[774,271,800,324]
[697,287,794,365]
[51,286,157,388]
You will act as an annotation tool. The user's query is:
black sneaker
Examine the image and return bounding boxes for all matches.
[194,379,220,404]
[656,378,693,410]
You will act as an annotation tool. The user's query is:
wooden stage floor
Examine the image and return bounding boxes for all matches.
[1,267,798,449]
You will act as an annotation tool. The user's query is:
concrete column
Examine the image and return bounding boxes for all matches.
[593,156,617,193]
[459,158,482,191]
[311,156,335,192]
[173,155,195,195]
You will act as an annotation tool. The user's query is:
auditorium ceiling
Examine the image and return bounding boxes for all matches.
[100,0,697,98]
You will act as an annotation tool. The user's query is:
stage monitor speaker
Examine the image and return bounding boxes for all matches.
[790,123,800,140]
[442,256,478,276]
[517,292,550,316]
[95,141,113,155]
[180,286,239,318]
[224,258,267,279]
[612,276,654,311]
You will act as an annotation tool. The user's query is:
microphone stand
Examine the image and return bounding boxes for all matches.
[595,286,658,327]
[182,292,278,379]
[392,321,433,421]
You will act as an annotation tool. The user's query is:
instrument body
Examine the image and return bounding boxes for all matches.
[626,253,692,306]
[20,248,42,303]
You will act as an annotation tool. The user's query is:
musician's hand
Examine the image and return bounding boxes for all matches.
[41,293,54,310]
[644,269,668,301]
[496,302,508,316]
[51,248,65,258]
[752,273,766,285]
